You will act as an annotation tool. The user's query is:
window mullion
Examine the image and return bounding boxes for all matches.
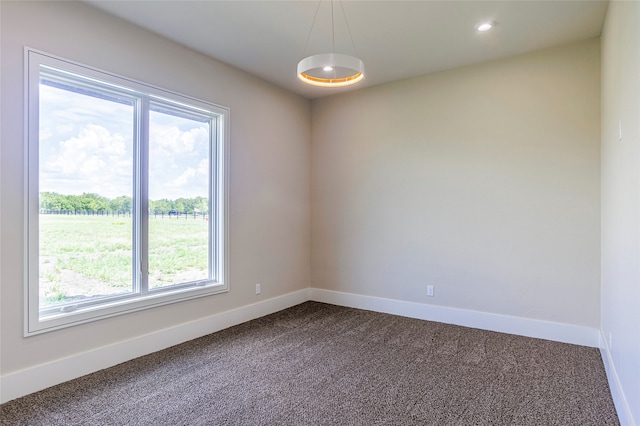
[137,98,150,295]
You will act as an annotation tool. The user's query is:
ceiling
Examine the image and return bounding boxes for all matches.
[86,1,608,99]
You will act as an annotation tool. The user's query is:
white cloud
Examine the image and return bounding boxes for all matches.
[172,167,197,187]
[150,124,208,155]
[56,124,74,134]
[41,124,132,198]
[78,155,107,175]
[40,128,53,141]
[163,158,208,196]
[197,158,209,176]
[148,119,209,199]
[43,124,128,174]
[39,84,210,200]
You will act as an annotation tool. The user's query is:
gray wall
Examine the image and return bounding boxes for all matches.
[311,39,601,327]
[601,1,640,424]
[0,1,310,374]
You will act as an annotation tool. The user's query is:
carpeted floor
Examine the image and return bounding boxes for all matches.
[1,302,619,425]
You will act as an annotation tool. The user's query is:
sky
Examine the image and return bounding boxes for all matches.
[39,82,211,201]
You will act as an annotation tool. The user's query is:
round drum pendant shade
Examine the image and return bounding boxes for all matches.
[297,53,364,87]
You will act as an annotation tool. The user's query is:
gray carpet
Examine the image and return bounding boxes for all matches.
[1,302,619,425]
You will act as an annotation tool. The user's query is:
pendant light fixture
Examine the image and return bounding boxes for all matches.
[297,0,365,88]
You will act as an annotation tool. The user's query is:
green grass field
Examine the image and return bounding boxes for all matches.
[39,214,209,306]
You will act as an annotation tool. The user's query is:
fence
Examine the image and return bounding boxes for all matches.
[40,210,209,220]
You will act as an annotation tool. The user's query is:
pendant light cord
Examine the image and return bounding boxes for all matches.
[302,0,323,57]
[331,0,335,53]
[339,0,359,57]
[302,0,358,57]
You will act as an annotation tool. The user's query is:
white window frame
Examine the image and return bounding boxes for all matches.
[24,48,230,336]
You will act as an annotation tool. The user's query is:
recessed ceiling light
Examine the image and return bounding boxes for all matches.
[477,22,494,32]
[323,66,334,72]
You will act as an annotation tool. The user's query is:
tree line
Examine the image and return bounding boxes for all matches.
[39,192,208,214]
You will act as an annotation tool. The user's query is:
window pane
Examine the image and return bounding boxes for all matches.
[38,80,135,309]
[148,107,210,289]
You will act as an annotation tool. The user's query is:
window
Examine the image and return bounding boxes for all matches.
[25,49,229,335]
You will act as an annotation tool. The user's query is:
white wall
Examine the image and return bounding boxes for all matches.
[311,39,601,328]
[600,2,640,424]
[0,0,309,381]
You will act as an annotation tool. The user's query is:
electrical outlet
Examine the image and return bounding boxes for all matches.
[256,283,261,295]
[427,285,434,297]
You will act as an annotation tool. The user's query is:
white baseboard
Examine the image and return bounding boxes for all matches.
[0,289,310,404]
[600,331,636,426]
[308,288,600,347]
[0,287,607,406]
